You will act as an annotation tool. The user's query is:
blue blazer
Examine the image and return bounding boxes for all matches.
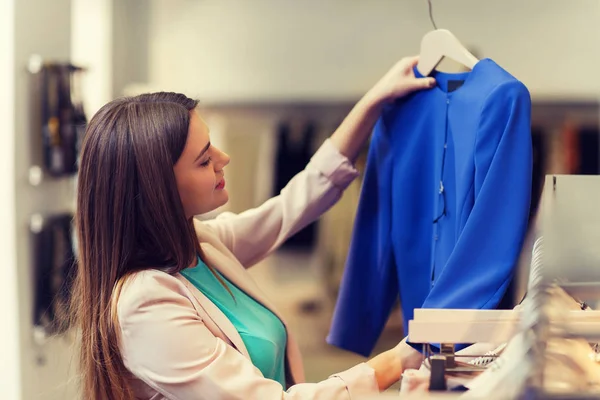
[328,59,532,356]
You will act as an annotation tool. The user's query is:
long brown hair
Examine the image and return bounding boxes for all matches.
[71,92,202,399]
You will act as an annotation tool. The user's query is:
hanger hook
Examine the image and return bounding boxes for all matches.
[428,0,438,30]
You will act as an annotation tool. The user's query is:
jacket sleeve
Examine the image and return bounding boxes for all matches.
[418,81,532,318]
[118,273,379,400]
[327,114,399,357]
[201,139,359,268]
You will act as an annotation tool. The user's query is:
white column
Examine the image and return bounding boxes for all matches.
[71,0,113,116]
[0,0,20,398]
[7,0,80,398]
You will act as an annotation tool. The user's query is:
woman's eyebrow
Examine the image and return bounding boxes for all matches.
[194,142,211,162]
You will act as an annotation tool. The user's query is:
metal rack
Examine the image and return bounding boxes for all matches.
[405,176,600,397]
[520,175,600,399]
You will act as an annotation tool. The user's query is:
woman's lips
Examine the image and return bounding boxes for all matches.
[215,179,225,190]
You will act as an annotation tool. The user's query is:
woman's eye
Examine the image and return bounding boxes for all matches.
[200,157,212,167]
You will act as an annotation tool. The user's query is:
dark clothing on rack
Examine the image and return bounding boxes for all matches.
[273,121,317,249]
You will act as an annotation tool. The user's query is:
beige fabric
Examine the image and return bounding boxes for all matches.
[117,139,379,399]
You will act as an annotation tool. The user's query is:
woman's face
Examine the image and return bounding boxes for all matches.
[174,110,230,217]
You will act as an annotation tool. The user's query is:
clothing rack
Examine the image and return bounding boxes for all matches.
[405,176,600,397]
[531,100,599,129]
[409,309,520,344]
[521,175,600,398]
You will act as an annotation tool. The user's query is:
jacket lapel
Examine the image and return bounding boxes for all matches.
[173,272,251,359]
[203,244,286,318]
[182,226,306,384]
[173,240,287,362]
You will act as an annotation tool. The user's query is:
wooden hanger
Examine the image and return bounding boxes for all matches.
[417,29,479,76]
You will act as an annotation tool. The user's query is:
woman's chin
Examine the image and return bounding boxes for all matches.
[215,190,229,206]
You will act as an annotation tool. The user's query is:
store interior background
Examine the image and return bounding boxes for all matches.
[1,0,600,399]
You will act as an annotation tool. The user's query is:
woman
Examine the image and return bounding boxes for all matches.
[71,56,435,399]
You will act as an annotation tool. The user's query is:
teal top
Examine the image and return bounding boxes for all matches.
[181,258,287,386]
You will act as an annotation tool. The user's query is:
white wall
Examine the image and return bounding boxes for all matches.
[72,0,151,117]
[0,0,21,399]
[142,0,600,102]
[12,0,79,399]
[72,0,113,116]
[112,0,150,102]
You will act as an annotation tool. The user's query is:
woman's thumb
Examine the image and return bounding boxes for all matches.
[418,77,436,88]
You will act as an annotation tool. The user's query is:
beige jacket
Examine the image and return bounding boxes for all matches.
[117,139,380,399]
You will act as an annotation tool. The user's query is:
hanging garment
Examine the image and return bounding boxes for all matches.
[577,127,599,175]
[273,121,318,249]
[530,127,548,217]
[327,59,533,356]
[562,121,580,174]
[39,64,87,176]
[32,213,76,335]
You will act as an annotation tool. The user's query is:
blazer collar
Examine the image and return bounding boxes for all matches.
[174,241,286,361]
[201,243,285,323]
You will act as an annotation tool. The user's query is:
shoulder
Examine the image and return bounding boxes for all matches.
[117,269,193,323]
[194,216,233,249]
[478,79,530,125]
[486,80,530,105]
[193,216,217,239]
[479,60,530,105]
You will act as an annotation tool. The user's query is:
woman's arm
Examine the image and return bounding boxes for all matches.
[366,347,404,391]
[118,271,382,399]
[202,56,435,268]
[330,56,435,163]
[201,139,359,268]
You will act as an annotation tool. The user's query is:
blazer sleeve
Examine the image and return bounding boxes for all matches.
[327,115,398,357]
[201,139,359,268]
[118,273,379,400]
[418,81,532,317]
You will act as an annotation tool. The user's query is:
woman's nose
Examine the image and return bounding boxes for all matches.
[214,148,230,170]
